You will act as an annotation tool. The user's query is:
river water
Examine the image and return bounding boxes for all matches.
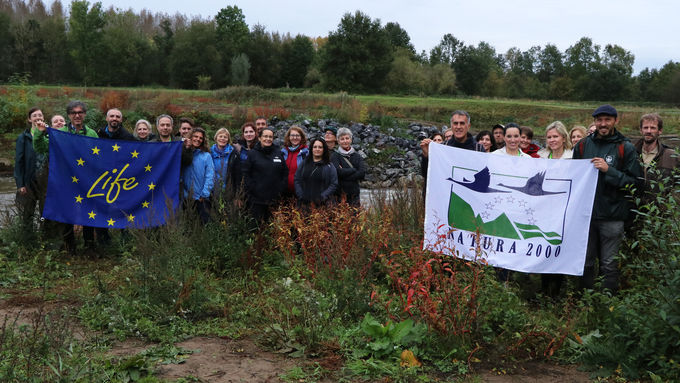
[0,177,15,215]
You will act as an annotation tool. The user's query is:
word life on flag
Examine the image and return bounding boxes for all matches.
[43,128,182,228]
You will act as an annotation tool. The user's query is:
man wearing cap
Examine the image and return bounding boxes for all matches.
[573,104,642,294]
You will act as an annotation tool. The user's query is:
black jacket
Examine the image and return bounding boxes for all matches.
[294,159,338,205]
[573,130,643,221]
[14,130,38,189]
[243,142,288,205]
[331,150,365,198]
[97,125,136,141]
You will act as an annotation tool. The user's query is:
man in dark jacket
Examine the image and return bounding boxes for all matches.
[419,110,485,197]
[634,113,678,182]
[89,108,136,247]
[420,110,485,159]
[97,108,135,141]
[573,104,643,294]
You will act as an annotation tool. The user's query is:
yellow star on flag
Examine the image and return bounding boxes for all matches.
[148,182,155,191]
[91,146,100,155]
[88,210,96,219]
[144,164,152,172]
[127,214,135,222]
[107,218,115,226]
[71,176,79,183]
[142,201,150,208]
[112,143,120,152]
[75,195,83,203]
[76,158,85,166]
[131,150,139,158]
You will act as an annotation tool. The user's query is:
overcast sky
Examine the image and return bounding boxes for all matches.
[63,0,678,74]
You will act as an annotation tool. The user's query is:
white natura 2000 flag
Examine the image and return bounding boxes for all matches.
[423,144,598,276]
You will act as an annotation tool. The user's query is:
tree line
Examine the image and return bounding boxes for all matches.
[1,0,679,103]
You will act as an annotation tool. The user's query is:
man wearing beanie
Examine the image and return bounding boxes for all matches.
[573,104,642,294]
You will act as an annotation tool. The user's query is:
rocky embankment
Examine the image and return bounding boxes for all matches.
[270,118,442,188]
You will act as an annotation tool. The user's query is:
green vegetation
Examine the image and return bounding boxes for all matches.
[2,165,679,381]
[1,1,679,103]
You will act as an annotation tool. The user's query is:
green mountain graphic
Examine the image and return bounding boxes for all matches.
[448,191,562,244]
[448,192,520,239]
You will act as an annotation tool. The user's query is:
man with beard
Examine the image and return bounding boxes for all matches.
[573,104,643,294]
[634,113,678,180]
[97,108,135,140]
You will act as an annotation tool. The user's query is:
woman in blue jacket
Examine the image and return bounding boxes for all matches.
[211,128,241,198]
[182,127,215,223]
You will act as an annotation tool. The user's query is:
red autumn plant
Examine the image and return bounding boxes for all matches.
[271,201,389,282]
[98,90,130,112]
[377,229,485,338]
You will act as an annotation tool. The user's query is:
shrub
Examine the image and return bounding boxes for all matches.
[214,85,280,103]
[0,85,35,133]
[196,75,212,90]
[98,90,131,113]
[230,53,250,86]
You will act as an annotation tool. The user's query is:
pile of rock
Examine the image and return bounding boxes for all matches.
[267,119,448,188]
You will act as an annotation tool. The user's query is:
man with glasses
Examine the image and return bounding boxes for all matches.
[33,100,98,152]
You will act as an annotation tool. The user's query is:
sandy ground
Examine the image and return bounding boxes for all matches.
[0,295,591,382]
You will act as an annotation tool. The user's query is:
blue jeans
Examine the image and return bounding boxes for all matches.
[581,220,624,293]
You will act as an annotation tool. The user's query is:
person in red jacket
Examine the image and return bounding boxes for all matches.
[519,126,541,158]
[281,125,309,199]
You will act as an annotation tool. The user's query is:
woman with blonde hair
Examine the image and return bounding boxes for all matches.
[211,128,240,193]
[569,125,588,147]
[133,119,155,141]
[538,121,573,159]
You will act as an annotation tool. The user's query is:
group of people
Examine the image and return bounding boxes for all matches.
[14,100,677,295]
[420,106,678,295]
[14,101,366,254]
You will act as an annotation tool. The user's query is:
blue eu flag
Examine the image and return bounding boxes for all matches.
[43,128,182,228]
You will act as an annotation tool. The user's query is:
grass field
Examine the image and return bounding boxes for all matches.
[1,85,680,381]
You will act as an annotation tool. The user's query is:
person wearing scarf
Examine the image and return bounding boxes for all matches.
[331,127,366,207]
[281,125,309,198]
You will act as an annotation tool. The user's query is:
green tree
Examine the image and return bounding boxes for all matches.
[429,33,462,65]
[244,24,282,88]
[0,12,14,80]
[281,34,314,88]
[215,5,249,84]
[320,10,393,92]
[384,22,414,55]
[425,63,456,95]
[536,43,564,83]
[68,0,106,85]
[231,53,250,85]
[100,9,154,86]
[565,37,601,100]
[383,47,425,94]
[39,9,73,83]
[453,42,500,95]
[152,18,174,86]
[168,20,222,89]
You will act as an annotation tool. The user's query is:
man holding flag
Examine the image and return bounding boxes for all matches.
[573,104,643,294]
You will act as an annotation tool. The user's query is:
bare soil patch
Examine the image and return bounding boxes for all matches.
[154,336,296,382]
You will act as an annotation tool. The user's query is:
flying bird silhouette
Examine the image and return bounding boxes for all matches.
[447,167,509,193]
[498,171,565,196]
